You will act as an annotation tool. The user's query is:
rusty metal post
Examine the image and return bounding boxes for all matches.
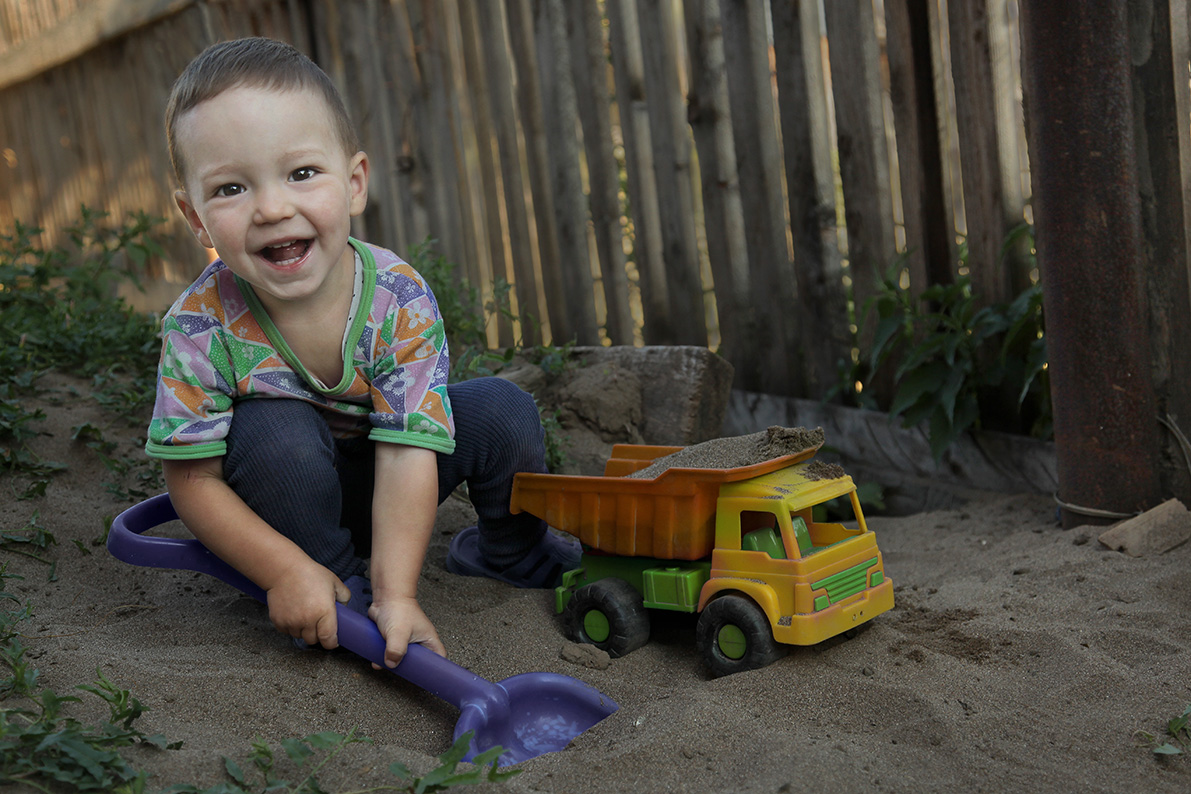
[1019,1,1162,526]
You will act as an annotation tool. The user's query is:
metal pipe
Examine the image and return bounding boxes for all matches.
[1019,1,1162,526]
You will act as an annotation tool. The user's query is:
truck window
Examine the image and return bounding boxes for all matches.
[740,510,786,559]
[797,504,863,548]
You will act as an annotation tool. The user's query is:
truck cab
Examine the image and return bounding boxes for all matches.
[702,463,892,660]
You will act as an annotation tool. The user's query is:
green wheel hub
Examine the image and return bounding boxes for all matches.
[717,624,747,660]
[583,609,611,643]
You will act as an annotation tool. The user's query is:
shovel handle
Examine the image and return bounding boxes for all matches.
[107,493,503,713]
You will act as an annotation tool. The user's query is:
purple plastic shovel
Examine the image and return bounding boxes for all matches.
[107,493,617,764]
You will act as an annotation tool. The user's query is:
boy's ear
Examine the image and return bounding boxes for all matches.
[348,152,370,217]
[175,190,215,249]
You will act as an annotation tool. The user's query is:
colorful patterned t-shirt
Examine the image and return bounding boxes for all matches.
[145,239,454,460]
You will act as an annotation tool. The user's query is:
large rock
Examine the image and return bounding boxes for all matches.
[498,345,734,474]
[569,346,734,446]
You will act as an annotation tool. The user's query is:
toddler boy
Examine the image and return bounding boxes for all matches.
[147,37,578,669]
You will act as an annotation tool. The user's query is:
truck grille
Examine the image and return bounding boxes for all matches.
[812,558,878,605]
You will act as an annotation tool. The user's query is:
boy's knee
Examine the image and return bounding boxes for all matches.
[225,400,336,476]
[455,378,542,433]
[449,377,546,476]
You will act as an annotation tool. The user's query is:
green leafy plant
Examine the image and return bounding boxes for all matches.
[859,224,1049,460]
[166,728,519,794]
[411,238,577,381]
[2,565,180,792]
[0,209,165,494]
[1,512,58,566]
[1137,703,1191,757]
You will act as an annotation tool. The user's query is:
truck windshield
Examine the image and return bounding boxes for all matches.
[793,495,865,552]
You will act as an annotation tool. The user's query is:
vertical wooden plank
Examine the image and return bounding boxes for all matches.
[636,0,707,346]
[683,0,749,373]
[508,0,577,343]
[720,0,801,395]
[771,0,852,398]
[406,0,468,271]
[133,10,198,282]
[437,0,494,303]
[475,0,544,346]
[363,0,404,249]
[1131,0,1191,503]
[883,0,952,292]
[823,0,897,403]
[947,0,1013,307]
[988,0,1029,293]
[27,71,56,242]
[567,0,634,345]
[7,87,38,230]
[0,95,14,227]
[529,0,599,344]
[67,59,101,216]
[315,0,368,243]
[607,0,673,344]
[338,0,397,248]
[382,1,435,259]
[457,0,516,347]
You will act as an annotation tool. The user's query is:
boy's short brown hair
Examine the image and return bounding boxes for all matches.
[165,37,360,185]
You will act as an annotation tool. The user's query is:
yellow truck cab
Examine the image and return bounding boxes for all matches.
[510,437,894,676]
[707,462,892,651]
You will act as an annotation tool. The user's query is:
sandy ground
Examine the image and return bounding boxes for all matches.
[4,373,1191,793]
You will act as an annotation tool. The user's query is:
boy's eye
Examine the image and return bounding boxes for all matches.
[214,184,244,198]
[291,167,317,182]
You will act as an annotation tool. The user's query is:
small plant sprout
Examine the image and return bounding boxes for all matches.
[165,729,519,794]
[1137,704,1191,757]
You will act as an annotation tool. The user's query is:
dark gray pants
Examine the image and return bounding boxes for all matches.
[222,377,547,579]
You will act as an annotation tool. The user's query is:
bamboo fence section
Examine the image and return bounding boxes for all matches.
[1,0,1181,426]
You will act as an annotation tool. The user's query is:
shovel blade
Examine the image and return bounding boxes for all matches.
[455,672,617,764]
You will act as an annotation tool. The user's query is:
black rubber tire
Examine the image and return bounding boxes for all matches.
[562,578,651,658]
[696,594,787,677]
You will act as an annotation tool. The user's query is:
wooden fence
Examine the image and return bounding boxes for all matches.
[0,0,1094,405]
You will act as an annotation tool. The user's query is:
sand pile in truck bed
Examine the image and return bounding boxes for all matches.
[627,426,824,479]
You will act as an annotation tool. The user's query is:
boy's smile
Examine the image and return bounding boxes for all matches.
[173,84,369,314]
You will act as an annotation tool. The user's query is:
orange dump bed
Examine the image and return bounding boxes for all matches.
[510,444,819,561]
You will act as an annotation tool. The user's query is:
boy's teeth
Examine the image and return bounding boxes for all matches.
[261,240,308,263]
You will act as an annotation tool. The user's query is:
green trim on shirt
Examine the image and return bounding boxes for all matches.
[145,440,227,460]
[369,427,457,454]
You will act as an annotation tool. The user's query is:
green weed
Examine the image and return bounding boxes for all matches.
[1,565,181,792]
[0,208,164,495]
[1137,703,1191,758]
[167,728,518,794]
[853,223,1049,460]
[1,512,58,567]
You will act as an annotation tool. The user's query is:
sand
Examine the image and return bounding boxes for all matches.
[627,426,825,479]
[4,373,1191,792]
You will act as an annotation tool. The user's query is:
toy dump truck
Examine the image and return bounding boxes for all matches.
[509,433,893,676]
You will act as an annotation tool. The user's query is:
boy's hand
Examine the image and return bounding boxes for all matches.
[368,596,445,668]
[264,562,351,648]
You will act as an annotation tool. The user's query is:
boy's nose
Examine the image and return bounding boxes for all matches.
[253,185,295,224]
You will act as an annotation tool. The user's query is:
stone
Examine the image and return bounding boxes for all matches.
[1098,498,1191,557]
[569,345,735,446]
[498,345,736,475]
[560,642,611,670]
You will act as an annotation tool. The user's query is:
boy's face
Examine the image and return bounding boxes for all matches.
[173,84,368,312]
